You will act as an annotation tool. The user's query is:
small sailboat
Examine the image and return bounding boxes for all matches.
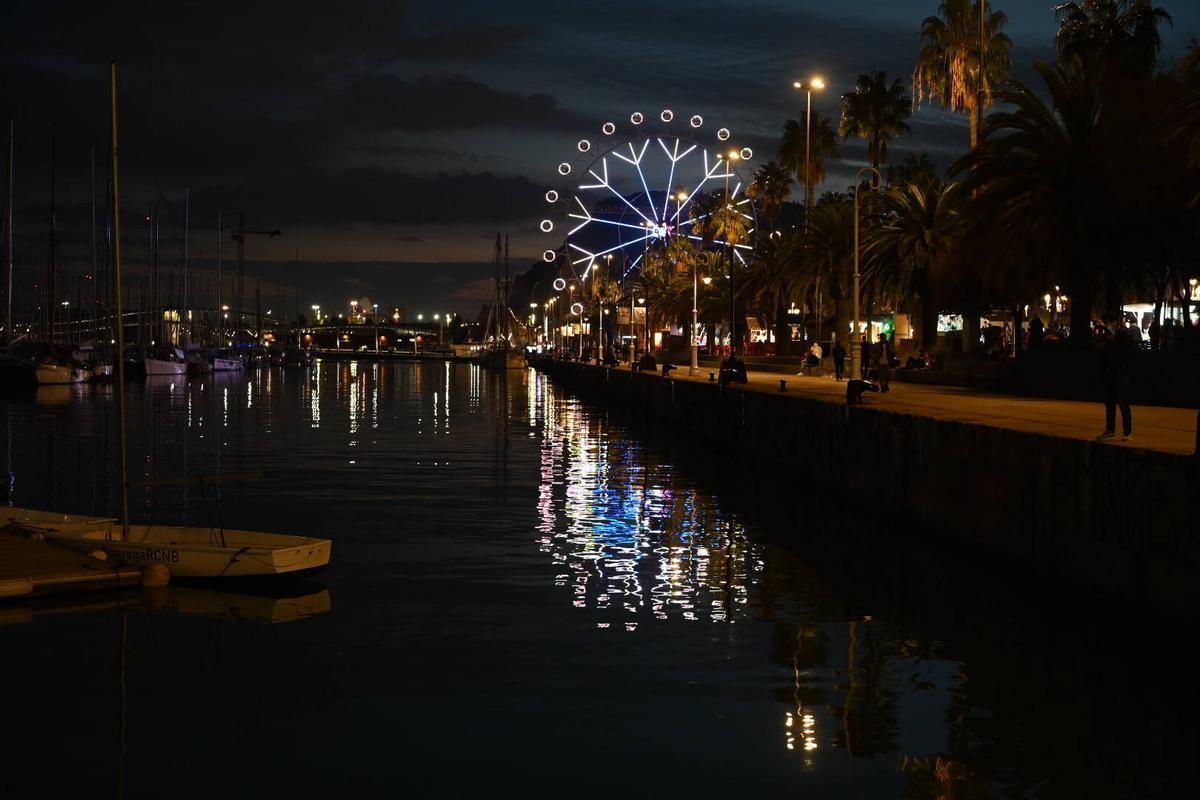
[479,233,527,370]
[13,514,331,579]
[35,359,88,384]
[144,346,187,376]
[211,348,244,372]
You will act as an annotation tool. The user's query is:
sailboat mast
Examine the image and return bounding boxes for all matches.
[216,210,222,346]
[3,121,12,343]
[110,62,130,536]
[182,188,189,347]
[90,146,97,343]
[48,134,56,343]
[503,234,510,342]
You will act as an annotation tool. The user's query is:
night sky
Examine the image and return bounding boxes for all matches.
[5,1,1197,318]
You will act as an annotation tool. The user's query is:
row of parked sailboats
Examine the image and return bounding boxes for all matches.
[0,65,332,583]
[1,340,314,386]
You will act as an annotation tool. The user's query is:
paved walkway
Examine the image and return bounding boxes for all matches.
[648,365,1198,456]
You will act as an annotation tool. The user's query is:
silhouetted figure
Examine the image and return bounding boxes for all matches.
[1029,315,1044,349]
[871,333,892,392]
[832,341,846,381]
[1096,313,1132,441]
[719,352,748,386]
[846,379,879,404]
[636,352,657,373]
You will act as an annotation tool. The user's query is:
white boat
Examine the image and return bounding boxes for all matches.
[145,347,187,376]
[212,355,244,372]
[35,362,88,384]
[50,524,330,578]
[6,511,331,579]
[0,507,114,527]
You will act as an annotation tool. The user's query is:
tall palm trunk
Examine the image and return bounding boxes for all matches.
[774,294,791,356]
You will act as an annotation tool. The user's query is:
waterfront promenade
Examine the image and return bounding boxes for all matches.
[665,365,1198,456]
[532,356,1200,620]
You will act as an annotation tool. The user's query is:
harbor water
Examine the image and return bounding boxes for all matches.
[0,361,1194,798]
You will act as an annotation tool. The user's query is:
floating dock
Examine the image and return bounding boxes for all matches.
[0,532,143,599]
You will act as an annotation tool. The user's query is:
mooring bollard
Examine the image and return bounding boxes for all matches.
[778,379,787,392]
[709,372,716,382]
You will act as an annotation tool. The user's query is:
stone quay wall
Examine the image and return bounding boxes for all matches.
[531,358,1200,622]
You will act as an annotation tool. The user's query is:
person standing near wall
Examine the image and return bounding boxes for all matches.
[872,332,892,393]
[832,340,846,381]
[1096,312,1132,442]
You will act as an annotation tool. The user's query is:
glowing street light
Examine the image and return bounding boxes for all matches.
[852,166,882,381]
[793,76,826,224]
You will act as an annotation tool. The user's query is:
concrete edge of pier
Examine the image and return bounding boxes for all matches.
[529,357,1200,624]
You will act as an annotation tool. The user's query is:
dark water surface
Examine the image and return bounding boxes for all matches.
[0,361,1194,799]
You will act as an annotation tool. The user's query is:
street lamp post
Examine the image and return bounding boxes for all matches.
[373,303,379,353]
[628,289,636,366]
[792,77,825,224]
[676,190,701,375]
[718,149,740,355]
[852,166,882,382]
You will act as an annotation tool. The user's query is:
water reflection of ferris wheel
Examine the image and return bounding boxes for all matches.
[539,110,758,287]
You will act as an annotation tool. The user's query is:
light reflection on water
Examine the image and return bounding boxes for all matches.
[0,360,1194,798]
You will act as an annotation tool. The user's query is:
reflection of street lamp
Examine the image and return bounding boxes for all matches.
[852,166,882,381]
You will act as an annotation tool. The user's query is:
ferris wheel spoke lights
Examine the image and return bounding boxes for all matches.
[543,109,757,289]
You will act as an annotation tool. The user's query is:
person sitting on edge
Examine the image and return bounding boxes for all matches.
[637,351,657,373]
[719,350,748,386]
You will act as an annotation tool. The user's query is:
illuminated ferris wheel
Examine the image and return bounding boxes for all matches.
[538,109,758,291]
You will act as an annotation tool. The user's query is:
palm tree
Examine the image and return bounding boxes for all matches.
[954,57,1104,346]
[779,114,840,210]
[747,161,794,233]
[692,190,750,250]
[913,0,1013,150]
[839,70,912,169]
[863,178,965,349]
[886,152,939,187]
[802,199,856,343]
[742,229,806,354]
[1055,0,1172,81]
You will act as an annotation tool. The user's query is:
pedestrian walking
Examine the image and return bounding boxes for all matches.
[872,332,892,392]
[832,341,846,381]
[1096,313,1132,441]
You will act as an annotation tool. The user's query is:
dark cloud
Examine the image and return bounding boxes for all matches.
[326,74,588,132]
[187,169,543,227]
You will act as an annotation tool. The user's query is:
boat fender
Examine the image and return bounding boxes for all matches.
[142,564,170,588]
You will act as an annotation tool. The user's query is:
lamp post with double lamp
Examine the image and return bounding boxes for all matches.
[851,166,882,382]
[673,190,701,375]
[716,149,743,355]
[792,77,825,223]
